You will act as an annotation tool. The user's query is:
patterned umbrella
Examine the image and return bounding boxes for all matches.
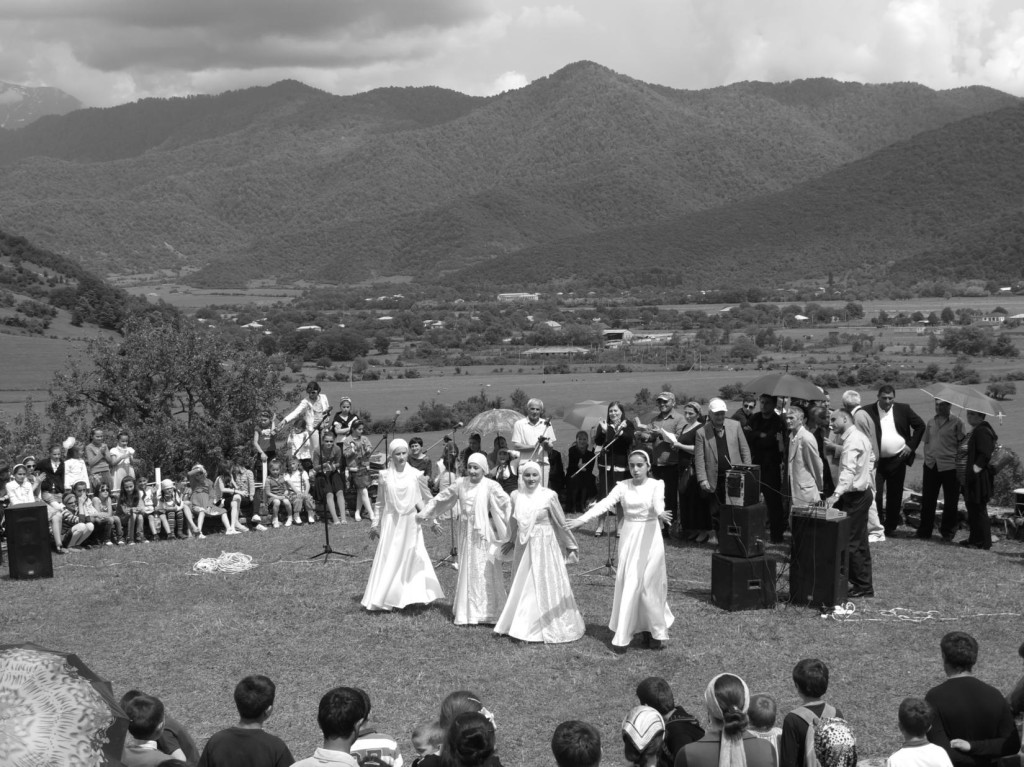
[744,373,824,401]
[564,400,610,433]
[0,643,128,767]
[920,383,1005,417]
[464,408,523,435]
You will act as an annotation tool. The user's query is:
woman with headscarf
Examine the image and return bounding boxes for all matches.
[567,450,673,651]
[675,673,777,767]
[493,460,584,643]
[593,400,636,537]
[419,453,512,625]
[362,439,445,612]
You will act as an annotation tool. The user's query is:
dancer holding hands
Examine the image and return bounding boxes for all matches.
[568,449,673,651]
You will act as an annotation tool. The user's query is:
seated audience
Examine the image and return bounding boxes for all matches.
[444,711,498,767]
[552,720,602,767]
[411,723,445,767]
[352,687,403,766]
[197,674,293,767]
[887,698,952,767]
[636,677,704,767]
[120,689,197,765]
[675,673,775,767]
[749,694,783,760]
[292,686,366,767]
[781,659,842,767]
[121,693,173,767]
[623,706,665,767]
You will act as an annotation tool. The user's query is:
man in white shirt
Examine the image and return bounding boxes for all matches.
[512,398,556,486]
[291,687,364,767]
[841,390,884,542]
[864,386,925,538]
[827,409,875,598]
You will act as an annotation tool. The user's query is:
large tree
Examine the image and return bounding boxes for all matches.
[48,314,281,475]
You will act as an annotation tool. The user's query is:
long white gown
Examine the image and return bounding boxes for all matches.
[576,478,674,647]
[421,478,511,625]
[361,466,444,611]
[494,487,585,643]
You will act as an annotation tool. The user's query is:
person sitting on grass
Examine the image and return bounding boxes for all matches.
[622,705,665,767]
[230,459,262,531]
[37,477,70,554]
[263,459,292,528]
[197,674,293,767]
[154,479,186,540]
[55,481,95,551]
[120,689,199,765]
[284,456,316,525]
[121,693,172,767]
[781,659,843,767]
[887,698,952,767]
[635,676,704,767]
[748,694,783,760]
[118,476,152,545]
[411,722,445,767]
[444,711,498,767]
[415,691,503,767]
[184,464,216,538]
[676,673,775,767]
[552,720,602,767]
[291,686,366,767]
[91,482,124,545]
[351,687,403,766]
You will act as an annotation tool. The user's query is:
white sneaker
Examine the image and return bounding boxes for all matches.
[198,533,206,539]
[255,524,268,532]
[272,521,281,528]
[354,513,362,522]
[868,532,886,543]
[225,529,239,535]
[284,517,292,526]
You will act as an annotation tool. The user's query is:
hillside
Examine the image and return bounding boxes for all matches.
[0,62,1017,284]
[0,82,81,130]
[449,104,1024,291]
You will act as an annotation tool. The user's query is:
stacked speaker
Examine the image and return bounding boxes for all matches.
[789,509,850,609]
[711,465,776,611]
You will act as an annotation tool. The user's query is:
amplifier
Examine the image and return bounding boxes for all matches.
[718,502,767,557]
[724,464,761,507]
[792,505,847,521]
[789,514,851,609]
[711,554,777,611]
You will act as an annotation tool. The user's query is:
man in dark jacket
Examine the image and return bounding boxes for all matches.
[864,385,925,536]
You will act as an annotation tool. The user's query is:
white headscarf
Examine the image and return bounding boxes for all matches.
[390,438,409,455]
[704,673,750,767]
[467,452,489,473]
[380,439,421,515]
[464,453,506,543]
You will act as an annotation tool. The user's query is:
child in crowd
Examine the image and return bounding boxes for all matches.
[263,459,292,528]
[886,698,952,767]
[63,443,89,492]
[288,420,314,470]
[566,430,596,514]
[749,694,783,760]
[781,659,843,767]
[85,427,112,493]
[118,476,152,545]
[155,478,187,539]
[317,432,347,525]
[228,460,262,532]
[197,674,293,767]
[185,464,216,537]
[622,705,665,767]
[121,693,172,767]
[491,448,519,495]
[284,456,315,525]
[411,722,445,767]
[551,720,602,767]
[635,677,704,767]
[291,686,366,767]
[351,687,403,766]
[38,478,70,554]
[56,481,95,550]
[120,690,198,764]
[108,431,135,501]
[5,462,36,505]
[252,409,279,482]
[91,482,124,545]
[68,481,106,547]
[343,420,374,522]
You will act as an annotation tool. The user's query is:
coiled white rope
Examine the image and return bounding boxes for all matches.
[193,551,257,574]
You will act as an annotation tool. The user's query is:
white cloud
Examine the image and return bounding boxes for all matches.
[488,70,530,94]
[517,5,584,28]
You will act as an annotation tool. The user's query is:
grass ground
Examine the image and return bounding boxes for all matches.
[1,516,1020,765]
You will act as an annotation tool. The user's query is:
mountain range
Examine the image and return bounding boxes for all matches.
[0,82,82,129]
[0,62,1019,289]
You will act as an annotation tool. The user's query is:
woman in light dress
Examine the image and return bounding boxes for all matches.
[494,461,585,643]
[418,453,511,626]
[361,439,445,612]
[567,449,673,650]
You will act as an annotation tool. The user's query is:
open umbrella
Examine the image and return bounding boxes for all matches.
[564,400,609,433]
[744,373,824,401]
[464,408,523,435]
[920,383,1005,417]
[0,643,128,766]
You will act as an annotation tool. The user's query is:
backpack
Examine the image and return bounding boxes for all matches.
[659,707,705,767]
[793,704,835,767]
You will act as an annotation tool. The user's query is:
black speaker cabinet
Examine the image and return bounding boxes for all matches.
[718,502,767,557]
[6,502,54,580]
[724,465,761,507]
[711,554,777,611]
[789,514,851,608]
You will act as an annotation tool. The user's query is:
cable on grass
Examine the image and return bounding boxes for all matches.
[826,605,1022,623]
[193,551,257,574]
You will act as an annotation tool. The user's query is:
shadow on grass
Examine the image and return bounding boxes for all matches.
[346,596,455,621]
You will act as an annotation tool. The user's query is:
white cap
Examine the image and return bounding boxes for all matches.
[708,398,728,413]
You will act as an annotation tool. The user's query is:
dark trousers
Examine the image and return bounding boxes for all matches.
[653,465,679,512]
[875,455,908,533]
[965,498,992,549]
[918,464,960,539]
[760,461,786,541]
[838,488,874,592]
[566,472,595,513]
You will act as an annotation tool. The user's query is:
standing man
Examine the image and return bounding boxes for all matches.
[731,394,757,431]
[694,398,752,546]
[918,398,965,542]
[512,398,556,486]
[637,392,685,536]
[865,385,925,538]
[785,405,823,507]
[747,394,787,543]
[841,390,883,542]
[826,409,874,598]
[925,631,1020,767]
[407,437,437,492]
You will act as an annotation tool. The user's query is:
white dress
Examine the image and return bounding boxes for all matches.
[494,488,585,643]
[576,478,674,647]
[421,478,511,625]
[108,445,136,491]
[361,466,444,611]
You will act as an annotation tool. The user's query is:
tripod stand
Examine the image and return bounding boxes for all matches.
[433,423,461,568]
[578,424,628,578]
[306,411,354,562]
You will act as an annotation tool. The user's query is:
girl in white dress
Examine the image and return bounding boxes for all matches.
[568,449,674,650]
[362,439,445,611]
[418,453,511,626]
[494,461,585,643]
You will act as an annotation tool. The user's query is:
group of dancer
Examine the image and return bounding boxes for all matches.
[360,439,674,651]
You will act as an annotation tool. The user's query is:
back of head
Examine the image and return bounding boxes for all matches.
[234,675,275,721]
[439,690,483,729]
[706,675,749,738]
[748,694,777,730]
[125,693,164,740]
[814,718,857,767]
[897,698,932,739]
[622,705,665,763]
[793,659,830,699]
[318,687,368,741]
[636,677,675,715]
[940,632,978,672]
[841,391,860,409]
[442,711,496,767]
[552,720,602,767]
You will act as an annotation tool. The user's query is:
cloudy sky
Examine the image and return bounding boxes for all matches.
[1,0,1021,106]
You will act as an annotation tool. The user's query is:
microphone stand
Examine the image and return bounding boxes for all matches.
[308,410,354,563]
[433,436,460,569]
[528,418,553,486]
[579,422,627,578]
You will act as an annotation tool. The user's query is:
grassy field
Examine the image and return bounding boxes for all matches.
[1,517,1020,765]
